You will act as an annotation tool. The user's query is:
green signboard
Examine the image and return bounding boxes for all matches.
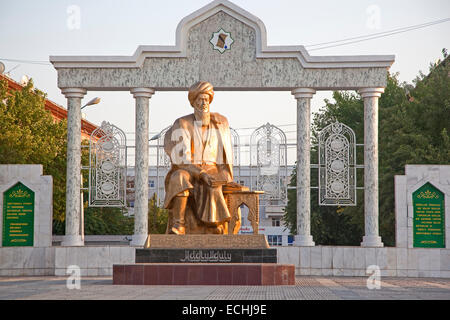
[2,182,34,247]
[413,182,445,248]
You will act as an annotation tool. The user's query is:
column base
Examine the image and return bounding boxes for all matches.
[361,235,384,247]
[294,235,315,247]
[130,234,148,247]
[61,235,84,247]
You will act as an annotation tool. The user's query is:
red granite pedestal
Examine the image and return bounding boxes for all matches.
[113,263,295,286]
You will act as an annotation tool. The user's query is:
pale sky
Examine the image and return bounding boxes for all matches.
[1,0,449,165]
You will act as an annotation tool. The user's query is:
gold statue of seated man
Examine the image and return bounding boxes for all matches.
[163,81,236,235]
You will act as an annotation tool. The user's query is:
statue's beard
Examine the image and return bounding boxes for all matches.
[195,110,210,127]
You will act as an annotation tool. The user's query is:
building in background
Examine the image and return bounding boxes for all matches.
[1,73,98,140]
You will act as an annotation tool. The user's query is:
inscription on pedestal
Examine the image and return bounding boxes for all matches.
[180,250,232,263]
[136,248,277,263]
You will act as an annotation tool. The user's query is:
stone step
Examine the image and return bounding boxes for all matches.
[113,263,295,286]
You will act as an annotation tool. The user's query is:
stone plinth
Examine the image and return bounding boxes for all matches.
[136,248,277,263]
[113,263,295,286]
[0,165,53,248]
[144,234,269,249]
[395,165,450,249]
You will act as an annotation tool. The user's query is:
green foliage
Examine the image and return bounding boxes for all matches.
[284,51,450,246]
[282,166,297,235]
[81,193,169,235]
[0,78,68,231]
[83,205,134,235]
[0,78,137,236]
[148,193,169,234]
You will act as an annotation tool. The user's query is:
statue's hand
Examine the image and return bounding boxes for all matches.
[199,171,212,186]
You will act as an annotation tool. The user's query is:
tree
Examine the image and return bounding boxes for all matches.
[148,193,169,234]
[283,50,449,246]
[83,205,134,235]
[82,193,168,235]
[0,78,68,232]
[0,78,141,236]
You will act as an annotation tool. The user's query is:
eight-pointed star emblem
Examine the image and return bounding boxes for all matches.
[210,29,234,54]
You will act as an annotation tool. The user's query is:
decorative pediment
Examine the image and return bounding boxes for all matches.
[50,0,394,70]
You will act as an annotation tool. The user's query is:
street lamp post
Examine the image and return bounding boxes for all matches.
[80,97,101,244]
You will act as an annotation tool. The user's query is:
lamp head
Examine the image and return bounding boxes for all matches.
[81,97,101,109]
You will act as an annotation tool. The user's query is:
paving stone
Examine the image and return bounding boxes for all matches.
[0,275,449,300]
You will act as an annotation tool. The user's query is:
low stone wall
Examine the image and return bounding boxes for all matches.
[1,246,449,278]
[277,246,450,278]
[0,246,135,277]
[0,247,55,276]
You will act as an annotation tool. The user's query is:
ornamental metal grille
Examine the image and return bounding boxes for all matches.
[89,121,127,207]
[318,121,356,206]
[250,123,288,205]
[230,127,240,182]
[155,126,172,206]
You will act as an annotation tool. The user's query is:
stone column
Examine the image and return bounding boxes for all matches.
[292,88,316,246]
[61,88,86,247]
[359,88,384,247]
[130,88,155,246]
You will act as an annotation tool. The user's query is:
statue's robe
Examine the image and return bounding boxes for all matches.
[163,113,233,226]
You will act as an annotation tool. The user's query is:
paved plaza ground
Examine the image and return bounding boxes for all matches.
[1,276,449,300]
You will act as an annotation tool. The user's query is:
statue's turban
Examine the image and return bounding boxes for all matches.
[188,81,214,107]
